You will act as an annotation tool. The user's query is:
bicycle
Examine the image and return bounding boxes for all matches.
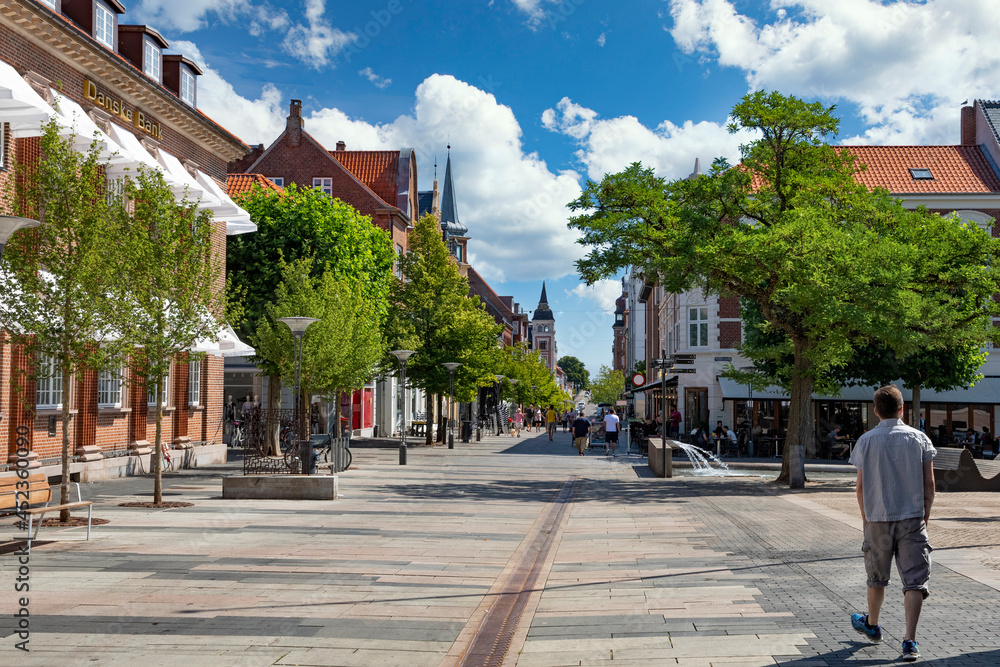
[316,435,352,472]
[230,420,246,449]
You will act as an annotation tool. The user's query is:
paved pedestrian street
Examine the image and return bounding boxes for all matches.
[3,430,1000,666]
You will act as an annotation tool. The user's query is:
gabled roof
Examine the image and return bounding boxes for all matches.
[844,145,1000,194]
[226,173,283,197]
[329,150,398,209]
[467,268,514,327]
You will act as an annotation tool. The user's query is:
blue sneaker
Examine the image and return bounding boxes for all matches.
[850,613,882,643]
[901,640,920,661]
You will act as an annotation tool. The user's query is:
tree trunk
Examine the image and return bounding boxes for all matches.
[267,373,282,456]
[300,384,309,440]
[777,339,811,489]
[911,384,922,430]
[426,390,434,445]
[154,378,163,505]
[437,393,445,443]
[59,371,72,522]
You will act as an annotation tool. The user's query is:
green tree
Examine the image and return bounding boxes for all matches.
[228,184,394,416]
[0,119,125,520]
[557,356,589,391]
[386,214,502,443]
[111,167,221,506]
[254,257,388,441]
[568,91,1000,488]
[590,366,626,407]
[500,344,565,408]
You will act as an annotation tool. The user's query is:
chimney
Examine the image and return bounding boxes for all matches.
[961,104,977,146]
[287,99,303,147]
[336,141,346,151]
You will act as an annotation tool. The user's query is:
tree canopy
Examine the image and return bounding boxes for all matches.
[569,90,1000,488]
[590,366,626,407]
[386,214,502,442]
[557,355,589,390]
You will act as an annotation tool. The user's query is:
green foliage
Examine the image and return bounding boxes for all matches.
[254,257,386,398]
[498,344,566,407]
[590,366,626,407]
[228,183,395,374]
[568,90,1000,487]
[632,360,646,377]
[109,166,220,504]
[0,118,126,517]
[385,214,503,403]
[557,355,589,389]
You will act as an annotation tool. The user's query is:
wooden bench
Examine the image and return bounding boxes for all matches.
[0,473,93,552]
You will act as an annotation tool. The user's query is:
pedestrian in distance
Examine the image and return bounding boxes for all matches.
[669,406,682,439]
[603,408,620,456]
[514,407,523,438]
[572,412,591,456]
[546,405,559,441]
[849,385,936,662]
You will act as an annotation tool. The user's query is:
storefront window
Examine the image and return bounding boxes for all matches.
[973,404,992,434]
[928,403,948,445]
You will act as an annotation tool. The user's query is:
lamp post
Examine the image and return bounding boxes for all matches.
[494,375,505,436]
[0,215,40,260]
[277,317,320,473]
[442,362,461,449]
[390,350,416,464]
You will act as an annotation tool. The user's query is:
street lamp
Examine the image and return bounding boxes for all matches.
[390,350,416,464]
[277,317,320,473]
[442,362,461,449]
[0,215,40,259]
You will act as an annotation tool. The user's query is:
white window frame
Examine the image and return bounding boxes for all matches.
[269,177,284,187]
[180,67,196,106]
[147,371,169,407]
[143,38,162,82]
[94,2,115,48]
[313,177,333,195]
[188,359,201,406]
[39,0,57,8]
[36,354,63,409]
[689,306,709,348]
[0,123,6,171]
[395,243,403,279]
[97,368,123,408]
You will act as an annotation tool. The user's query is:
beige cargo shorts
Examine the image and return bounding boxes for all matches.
[862,517,932,598]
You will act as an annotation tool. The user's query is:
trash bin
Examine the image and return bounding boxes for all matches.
[461,420,472,443]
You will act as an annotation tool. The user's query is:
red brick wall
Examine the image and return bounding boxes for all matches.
[717,296,740,319]
[719,321,742,349]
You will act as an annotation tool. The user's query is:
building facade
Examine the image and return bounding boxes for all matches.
[0,0,253,480]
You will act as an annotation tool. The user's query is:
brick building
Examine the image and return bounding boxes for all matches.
[228,99,419,438]
[0,0,253,480]
[530,283,557,375]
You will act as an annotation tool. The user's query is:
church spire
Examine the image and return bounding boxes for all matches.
[440,147,468,236]
[532,281,553,321]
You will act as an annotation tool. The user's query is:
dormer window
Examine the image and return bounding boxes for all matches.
[909,168,934,180]
[180,67,196,106]
[94,2,115,48]
[144,37,161,82]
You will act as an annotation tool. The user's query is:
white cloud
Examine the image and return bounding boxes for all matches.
[130,0,249,33]
[508,0,576,30]
[666,0,1000,144]
[359,67,392,89]
[570,279,622,315]
[542,97,752,181]
[191,66,585,282]
[596,32,606,47]
[283,0,357,68]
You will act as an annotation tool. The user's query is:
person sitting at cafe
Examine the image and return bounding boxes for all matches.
[828,426,849,460]
[713,420,726,437]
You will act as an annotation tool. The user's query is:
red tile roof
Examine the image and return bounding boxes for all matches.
[844,145,1000,194]
[467,268,515,327]
[329,150,399,209]
[226,173,283,198]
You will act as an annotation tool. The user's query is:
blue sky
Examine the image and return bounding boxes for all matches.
[126,0,997,375]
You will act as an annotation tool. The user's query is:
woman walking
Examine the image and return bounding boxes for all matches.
[514,407,524,437]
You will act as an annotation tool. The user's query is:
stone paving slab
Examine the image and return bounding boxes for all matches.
[2,431,1000,665]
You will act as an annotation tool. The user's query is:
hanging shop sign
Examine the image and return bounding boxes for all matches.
[83,80,162,140]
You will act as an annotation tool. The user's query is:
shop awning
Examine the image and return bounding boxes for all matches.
[626,375,678,395]
[0,61,54,131]
[718,376,1000,403]
[190,324,255,358]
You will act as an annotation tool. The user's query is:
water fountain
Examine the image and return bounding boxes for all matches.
[673,442,738,476]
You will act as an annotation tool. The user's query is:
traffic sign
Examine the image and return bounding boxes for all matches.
[632,373,645,387]
[674,354,696,362]
[672,368,697,374]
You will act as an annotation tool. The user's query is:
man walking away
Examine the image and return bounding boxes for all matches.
[572,412,591,455]
[849,385,935,662]
[546,406,559,441]
[604,408,620,457]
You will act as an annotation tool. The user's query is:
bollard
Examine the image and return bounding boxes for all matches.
[448,433,454,449]
[300,440,314,475]
[399,443,407,465]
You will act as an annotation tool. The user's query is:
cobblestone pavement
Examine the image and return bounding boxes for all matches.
[1,431,998,666]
